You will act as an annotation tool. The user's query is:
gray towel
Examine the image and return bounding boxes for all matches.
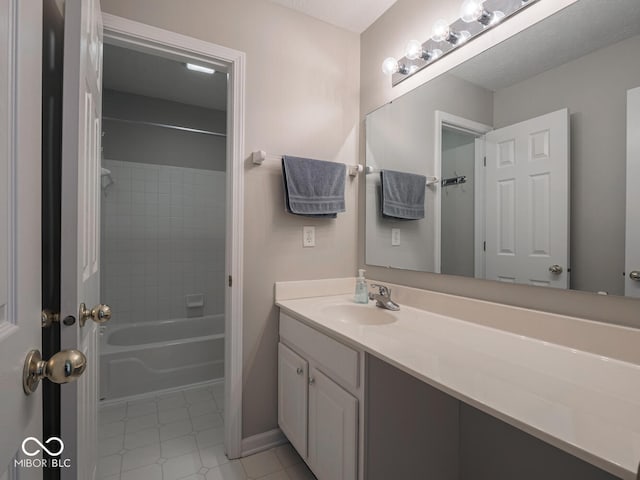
[380,169,426,220]
[282,156,346,218]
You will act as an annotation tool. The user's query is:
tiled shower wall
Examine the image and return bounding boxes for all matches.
[101,159,225,325]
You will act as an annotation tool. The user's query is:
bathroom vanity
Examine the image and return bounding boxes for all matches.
[275,278,640,480]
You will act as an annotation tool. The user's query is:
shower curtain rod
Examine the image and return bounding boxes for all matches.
[102,116,227,137]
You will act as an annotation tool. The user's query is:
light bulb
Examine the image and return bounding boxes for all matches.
[431,19,451,42]
[405,40,424,60]
[381,57,399,75]
[460,0,485,23]
[430,48,443,60]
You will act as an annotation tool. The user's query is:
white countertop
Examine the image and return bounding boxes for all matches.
[276,294,640,480]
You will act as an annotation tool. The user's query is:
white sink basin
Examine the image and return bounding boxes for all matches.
[320,304,397,326]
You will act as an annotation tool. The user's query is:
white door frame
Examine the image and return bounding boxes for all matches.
[101,14,246,459]
[433,111,492,274]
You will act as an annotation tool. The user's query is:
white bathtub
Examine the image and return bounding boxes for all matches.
[100,314,224,400]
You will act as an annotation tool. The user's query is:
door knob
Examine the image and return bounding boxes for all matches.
[23,349,87,395]
[630,271,640,281]
[79,303,111,327]
[549,264,563,275]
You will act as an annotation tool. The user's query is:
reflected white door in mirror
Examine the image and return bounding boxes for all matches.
[626,87,640,298]
[484,108,569,288]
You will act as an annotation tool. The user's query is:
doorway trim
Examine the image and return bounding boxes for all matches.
[102,14,246,459]
[434,111,492,276]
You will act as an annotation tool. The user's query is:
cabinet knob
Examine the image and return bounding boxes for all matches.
[309,377,315,386]
[296,367,303,375]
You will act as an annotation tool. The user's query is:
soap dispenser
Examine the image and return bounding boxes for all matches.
[354,269,369,304]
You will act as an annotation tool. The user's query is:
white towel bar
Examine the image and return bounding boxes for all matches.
[251,150,363,177]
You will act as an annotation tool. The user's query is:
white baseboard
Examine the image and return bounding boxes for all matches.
[241,428,287,457]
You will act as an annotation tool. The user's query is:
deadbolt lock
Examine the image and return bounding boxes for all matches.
[23,349,87,395]
[79,303,112,327]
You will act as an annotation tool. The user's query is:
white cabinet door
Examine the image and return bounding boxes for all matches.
[484,108,570,288]
[308,368,358,480]
[278,343,308,457]
[60,0,104,478]
[626,87,640,298]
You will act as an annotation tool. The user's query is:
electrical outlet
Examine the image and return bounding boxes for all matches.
[391,228,401,246]
[303,226,315,247]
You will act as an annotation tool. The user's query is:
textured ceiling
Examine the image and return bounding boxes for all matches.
[268,0,397,33]
[451,0,640,91]
[103,44,228,111]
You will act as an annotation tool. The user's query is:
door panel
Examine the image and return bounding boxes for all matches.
[278,343,308,458]
[308,368,358,480]
[485,109,570,288]
[626,87,640,298]
[60,0,103,478]
[0,0,42,479]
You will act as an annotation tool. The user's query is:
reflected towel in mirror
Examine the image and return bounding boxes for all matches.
[380,169,426,220]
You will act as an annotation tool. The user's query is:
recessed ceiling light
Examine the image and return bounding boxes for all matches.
[186,63,215,74]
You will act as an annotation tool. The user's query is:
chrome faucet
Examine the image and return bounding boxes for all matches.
[369,284,400,311]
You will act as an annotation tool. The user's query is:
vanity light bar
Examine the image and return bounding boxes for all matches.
[383,0,539,87]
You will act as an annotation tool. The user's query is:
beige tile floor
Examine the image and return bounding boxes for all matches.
[98,384,316,480]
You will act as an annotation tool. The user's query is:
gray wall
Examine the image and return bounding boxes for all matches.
[101,0,360,439]
[366,74,492,271]
[103,89,227,171]
[493,34,640,295]
[441,128,476,277]
[360,0,640,328]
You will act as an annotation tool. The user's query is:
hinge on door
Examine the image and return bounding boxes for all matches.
[483,241,486,252]
[483,156,486,167]
[228,275,232,287]
[41,309,60,328]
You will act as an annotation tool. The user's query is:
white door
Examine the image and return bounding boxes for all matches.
[308,368,358,480]
[0,1,42,479]
[278,343,308,457]
[484,109,570,288]
[626,87,640,298]
[60,0,104,479]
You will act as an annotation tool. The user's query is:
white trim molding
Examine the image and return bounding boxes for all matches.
[102,13,246,459]
[241,428,287,457]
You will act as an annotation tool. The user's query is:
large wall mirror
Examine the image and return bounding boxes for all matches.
[365,0,640,298]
